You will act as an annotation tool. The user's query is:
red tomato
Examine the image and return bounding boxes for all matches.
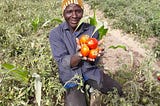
[88,48,99,59]
[157,76,160,81]
[80,44,90,57]
[79,34,89,44]
[87,38,98,49]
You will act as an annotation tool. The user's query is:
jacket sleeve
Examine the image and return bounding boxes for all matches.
[49,29,71,70]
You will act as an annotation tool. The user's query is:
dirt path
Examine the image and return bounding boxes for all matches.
[84,4,160,73]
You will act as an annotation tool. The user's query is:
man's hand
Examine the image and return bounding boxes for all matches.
[76,38,105,62]
[88,39,105,61]
[76,38,88,60]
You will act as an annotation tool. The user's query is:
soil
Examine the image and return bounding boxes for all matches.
[84,4,160,74]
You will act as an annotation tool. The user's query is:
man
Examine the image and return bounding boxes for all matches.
[49,0,123,105]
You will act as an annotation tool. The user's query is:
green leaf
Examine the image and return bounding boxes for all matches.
[90,8,97,26]
[89,9,107,38]
[2,63,15,70]
[1,63,29,84]
[89,17,97,26]
[91,20,103,37]
[11,69,29,84]
[75,9,107,39]
[98,26,108,40]
[51,18,63,23]
[42,18,63,27]
[31,17,40,31]
[108,45,127,51]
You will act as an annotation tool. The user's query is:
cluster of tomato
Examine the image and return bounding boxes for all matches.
[79,34,99,59]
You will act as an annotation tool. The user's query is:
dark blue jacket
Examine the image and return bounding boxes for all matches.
[49,22,102,87]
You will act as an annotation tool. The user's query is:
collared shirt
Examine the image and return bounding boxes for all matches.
[49,22,102,88]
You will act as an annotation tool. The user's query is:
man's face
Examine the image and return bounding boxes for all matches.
[63,4,83,30]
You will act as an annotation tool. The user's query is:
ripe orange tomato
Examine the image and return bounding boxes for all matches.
[87,38,98,49]
[79,35,89,44]
[88,48,99,59]
[80,44,90,57]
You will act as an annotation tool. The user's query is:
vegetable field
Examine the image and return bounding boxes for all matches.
[0,0,160,106]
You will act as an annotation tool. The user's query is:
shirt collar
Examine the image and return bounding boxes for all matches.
[63,21,69,30]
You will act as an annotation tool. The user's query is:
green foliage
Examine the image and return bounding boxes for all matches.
[1,63,29,84]
[87,0,160,38]
[31,17,40,31]
[0,0,63,105]
[76,9,108,40]
[106,57,160,106]
[108,45,127,51]
[0,0,160,105]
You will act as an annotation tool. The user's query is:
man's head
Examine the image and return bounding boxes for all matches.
[62,0,84,12]
[62,0,84,31]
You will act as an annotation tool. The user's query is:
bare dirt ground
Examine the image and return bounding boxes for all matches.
[84,4,160,74]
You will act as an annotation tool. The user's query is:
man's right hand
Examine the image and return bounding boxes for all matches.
[76,38,105,62]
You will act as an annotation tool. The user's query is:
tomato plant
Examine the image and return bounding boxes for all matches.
[80,44,90,57]
[87,38,98,49]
